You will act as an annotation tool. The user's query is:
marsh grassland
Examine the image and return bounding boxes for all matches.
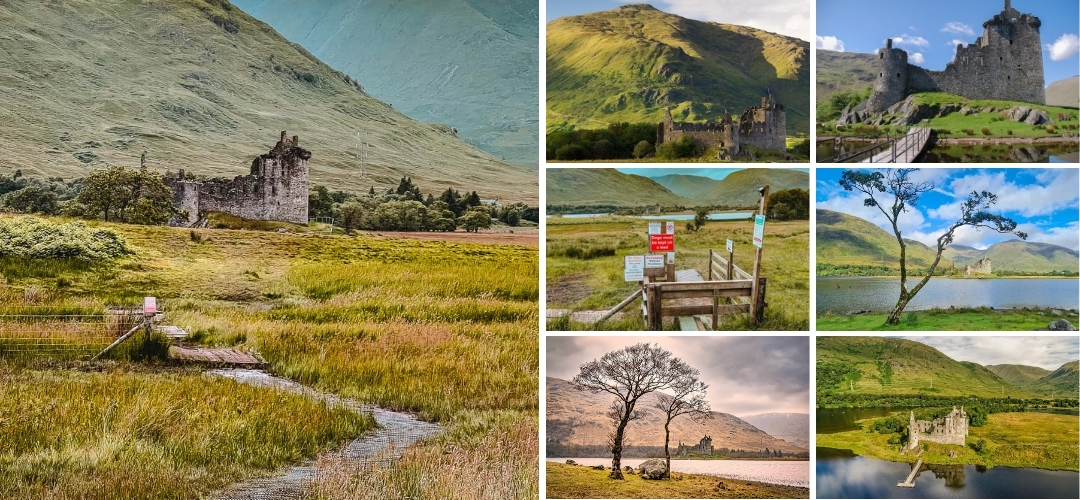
[546,216,809,330]
[545,462,809,499]
[0,214,538,499]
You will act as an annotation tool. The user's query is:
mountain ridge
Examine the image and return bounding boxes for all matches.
[546,169,690,208]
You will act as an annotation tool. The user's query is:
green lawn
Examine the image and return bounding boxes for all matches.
[817,307,1080,331]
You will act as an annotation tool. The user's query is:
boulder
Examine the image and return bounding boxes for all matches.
[1007,106,1031,122]
[565,459,577,465]
[638,458,669,480]
[937,103,961,117]
[1023,109,1051,125]
[1048,319,1078,331]
[960,107,972,116]
[591,464,605,470]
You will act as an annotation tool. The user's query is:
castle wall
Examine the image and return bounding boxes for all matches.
[908,408,968,449]
[739,98,786,151]
[866,43,909,113]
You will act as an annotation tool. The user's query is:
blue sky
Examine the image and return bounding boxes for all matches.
[547,0,811,40]
[617,167,809,180]
[817,0,1080,85]
[817,168,1080,250]
[899,336,1079,370]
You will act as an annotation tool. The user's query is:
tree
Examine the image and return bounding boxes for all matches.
[691,208,709,231]
[309,185,335,218]
[461,208,491,233]
[653,364,711,479]
[572,343,687,479]
[840,168,1026,325]
[76,166,174,224]
[633,140,655,159]
[338,201,366,233]
[2,186,58,215]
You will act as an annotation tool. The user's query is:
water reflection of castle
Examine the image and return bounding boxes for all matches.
[911,463,966,489]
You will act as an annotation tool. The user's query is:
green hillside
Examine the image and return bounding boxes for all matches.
[231,0,539,166]
[1029,361,1080,396]
[941,244,985,263]
[0,0,535,203]
[817,337,1036,398]
[546,168,690,207]
[547,4,810,136]
[1046,76,1080,108]
[815,50,877,106]
[944,240,1080,274]
[651,174,720,200]
[816,209,950,270]
[985,364,1052,387]
[691,168,808,206]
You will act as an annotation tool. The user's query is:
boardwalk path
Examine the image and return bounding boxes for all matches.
[208,369,441,500]
[861,127,931,163]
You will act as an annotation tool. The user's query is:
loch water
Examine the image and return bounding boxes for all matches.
[816,277,1080,315]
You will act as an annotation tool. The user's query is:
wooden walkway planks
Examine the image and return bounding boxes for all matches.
[897,459,923,488]
[168,345,265,366]
[862,127,931,163]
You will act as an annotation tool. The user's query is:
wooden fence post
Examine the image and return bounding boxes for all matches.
[726,248,734,282]
[751,185,769,327]
[708,250,713,280]
[756,277,767,323]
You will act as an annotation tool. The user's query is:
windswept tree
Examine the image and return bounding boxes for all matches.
[653,367,711,479]
[572,343,688,480]
[839,168,1026,325]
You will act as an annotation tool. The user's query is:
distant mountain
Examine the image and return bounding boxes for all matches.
[943,240,1079,274]
[1029,361,1080,396]
[815,50,877,105]
[0,0,535,202]
[817,337,1035,398]
[816,209,949,269]
[1046,76,1080,108]
[689,169,808,205]
[651,174,721,200]
[232,0,539,166]
[546,169,690,207]
[739,413,809,449]
[547,4,810,136]
[547,377,806,455]
[985,364,1053,387]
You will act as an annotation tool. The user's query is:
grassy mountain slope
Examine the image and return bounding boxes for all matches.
[650,174,720,200]
[691,168,808,206]
[943,240,1080,274]
[1046,76,1080,108]
[941,244,985,263]
[816,209,950,269]
[815,50,877,105]
[0,0,535,203]
[1029,361,1080,396]
[546,168,690,207]
[547,4,810,136]
[546,377,806,454]
[738,413,809,449]
[816,337,1036,398]
[230,0,539,166]
[985,364,1052,387]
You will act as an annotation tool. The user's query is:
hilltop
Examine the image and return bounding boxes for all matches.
[230,0,539,166]
[546,377,806,456]
[739,413,809,449]
[0,0,535,203]
[1046,76,1080,108]
[985,364,1052,387]
[547,4,810,136]
[651,174,720,201]
[816,209,950,271]
[1029,361,1080,396]
[816,337,1037,398]
[546,169,689,208]
[687,169,808,206]
[944,240,1079,274]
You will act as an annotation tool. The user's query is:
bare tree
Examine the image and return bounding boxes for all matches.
[840,168,1026,325]
[572,343,685,479]
[653,366,711,479]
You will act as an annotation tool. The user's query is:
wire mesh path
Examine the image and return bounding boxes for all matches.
[208,369,442,500]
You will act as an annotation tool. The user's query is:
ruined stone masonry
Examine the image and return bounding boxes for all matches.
[907,407,968,450]
[165,131,311,225]
[964,257,991,276]
[675,434,714,456]
[865,0,1044,113]
[657,94,786,157]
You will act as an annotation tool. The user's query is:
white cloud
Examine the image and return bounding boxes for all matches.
[816,35,845,52]
[909,26,918,31]
[901,336,1079,370]
[947,39,966,48]
[891,34,930,49]
[1046,33,1080,61]
[632,0,811,40]
[937,169,1080,219]
[909,52,925,64]
[941,22,974,37]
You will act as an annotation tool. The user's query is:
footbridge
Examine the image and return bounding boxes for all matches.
[821,127,932,163]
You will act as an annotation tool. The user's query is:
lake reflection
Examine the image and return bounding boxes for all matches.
[817,448,1079,498]
[816,277,1080,315]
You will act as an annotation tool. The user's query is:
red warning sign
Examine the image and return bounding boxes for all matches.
[649,234,674,252]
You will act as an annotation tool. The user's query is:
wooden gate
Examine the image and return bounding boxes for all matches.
[641,250,765,330]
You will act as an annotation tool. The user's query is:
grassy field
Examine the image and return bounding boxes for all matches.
[0,214,539,499]
[817,307,1080,332]
[546,216,809,330]
[545,462,809,499]
[816,412,1080,472]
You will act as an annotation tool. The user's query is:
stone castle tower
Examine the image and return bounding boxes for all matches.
[908,407,969,450]
[964,257,992,276]
[656,94,785,157]
[738,94,787,152]
[865,0,1044,112]
[676,434,715,456]
[166,131,311,225]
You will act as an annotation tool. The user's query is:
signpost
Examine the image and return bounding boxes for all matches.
[752,215,766,248]
[648,222,661,235]
[751,186,769,326]
[645,255,665,269]
[649,233,675,252]
[143,297,157,316]
[665,221,675,234]
[624,256,644,281]
[726,239,733,253]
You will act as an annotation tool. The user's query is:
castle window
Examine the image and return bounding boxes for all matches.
[896,73,901,78]
[880,73,883,77]
[880,53,884,59]
[1009,40,1013,45]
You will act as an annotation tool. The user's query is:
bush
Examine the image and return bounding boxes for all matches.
[655,136,695,159]
[1007,129,1014,135]
[964,128,975,136]
[970,438,986,453]
[554,144,588,161]
[0,217,131,260]
[981,127,991,135]
[633,140,654,159]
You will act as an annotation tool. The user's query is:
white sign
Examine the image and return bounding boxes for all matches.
[143,296,157,315]
[666,221,675,234]
[753,215,766,248]
[624,255,644,281]
[645,255,665,269]
[726,239,734,253]
[648,222,661,235]
[667,251,675,264]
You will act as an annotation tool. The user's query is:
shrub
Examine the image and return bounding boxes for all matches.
[1007,129,1013,135]
[981,127,991,135]
[554,144,587,161]
[964,128,975,136]
[633,140,654,159]
[1046,125,1057,134]
[655,136,695,160]
[904,312,919,325]
[0,217,131,260]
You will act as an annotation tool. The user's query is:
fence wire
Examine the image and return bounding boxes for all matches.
[0,311,145,358]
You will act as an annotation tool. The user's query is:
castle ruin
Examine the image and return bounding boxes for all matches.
[907,407,968,450]
[165,131,311,225]
[675,434,714,456]
[963,257,992,276]
[656,94,786,157]
[865,0,1044,113]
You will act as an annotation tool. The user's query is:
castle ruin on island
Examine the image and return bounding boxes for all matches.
[907,407,969,450]
[675,434,714,457]
[657,94,786,158]
[165,131,311,226]
[964,257,992,276]
[865,0,1044,113]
